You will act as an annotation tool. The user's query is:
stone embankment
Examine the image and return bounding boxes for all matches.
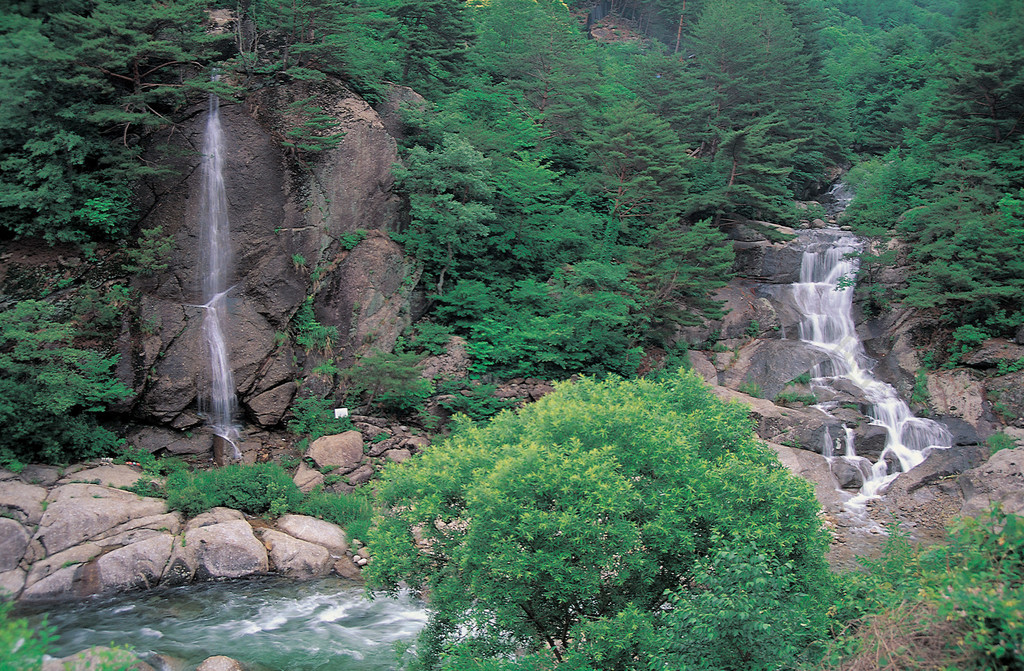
[0,464,365,603]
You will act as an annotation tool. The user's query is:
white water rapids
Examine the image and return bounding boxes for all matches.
[197,89,240,460]
[789,228,952,514]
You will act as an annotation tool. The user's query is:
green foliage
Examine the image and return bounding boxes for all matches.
[281,96,345,155]
[338,229,368,251]
[650,542,834,671]
[911,369,931,407]
[291,297,339,355]
[435,380,516,421]
[286,394,354,450]
[775,389,817,405]
[738,377,764,398]
[0,601,55,669]
[986,432,1018,456]
[0,300,131,466]
[0,1,229,242]
[345,350,432,416]
[836,508,1024,670]
[165,463,303,518]
[407,321,454,356]
[297,488,373,541]
[367,371,830,667]
[122,226,174,276]
[944,324,989,369]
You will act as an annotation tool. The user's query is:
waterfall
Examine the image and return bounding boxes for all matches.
[789,229,951,513]
[198,89,240,462]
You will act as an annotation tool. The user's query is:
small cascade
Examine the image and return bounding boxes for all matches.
[198,88,240,462]
[789,229,951,513]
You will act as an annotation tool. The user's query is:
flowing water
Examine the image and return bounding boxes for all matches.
[788,228,951,513]
[197,89,240,459]
[18,578,427,671]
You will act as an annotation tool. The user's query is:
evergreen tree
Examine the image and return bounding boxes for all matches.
[392,0,473,93]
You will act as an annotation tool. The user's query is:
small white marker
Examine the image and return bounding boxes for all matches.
[334,408,349,419]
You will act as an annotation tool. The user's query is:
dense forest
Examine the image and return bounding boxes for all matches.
[2,0,1024,668]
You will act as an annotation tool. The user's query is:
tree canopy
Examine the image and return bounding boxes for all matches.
[366,371,832,669]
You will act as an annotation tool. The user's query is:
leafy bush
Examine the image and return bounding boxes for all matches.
[986,432,1018,456]
[367,371,830,667]
[409,321,454,355]
[435,380,516,421]
[835,509,1024,671]
[165,463,302,518]
[0,300,132,466]
[287,394,354,450]
[345,350,433,416]
[0,601,54,669]
[775,389,817,405]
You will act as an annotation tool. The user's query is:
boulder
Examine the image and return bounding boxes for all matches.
[19,565,78,600]
[176,519,269,582]
[0,480,47,524]
[333,555,363,580]
[850,424,888,459]
[307,432,364,471]
[262,529,332,579]
[0,518,29,571]
[292,463,325,494]
[185,507,244,531]
[97,513,183,548]
[959,446,1024,517]
[42,647,155,671]
[385,449,412,463]
[57,464,144,489]
[276,514,348,556]
[346,464,375,485]
[94,533,174,592]
[195,656,247,671]
[0,568,25,598]
[35,485,167,555]
[246,382,296,427]
[719,339,832,401]
[24,543,102,589]
[126,425,213,455]
[831,458,868,490]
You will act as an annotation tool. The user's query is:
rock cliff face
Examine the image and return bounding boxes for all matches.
[122,80,417,441]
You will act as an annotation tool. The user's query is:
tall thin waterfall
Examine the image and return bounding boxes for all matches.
[198,90,240,462]
[791,230,951,512]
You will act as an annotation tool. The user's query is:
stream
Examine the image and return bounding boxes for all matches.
[16,577,427,670]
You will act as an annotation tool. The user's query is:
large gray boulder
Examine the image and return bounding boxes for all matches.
[94,533,174,592]
[959,446,1024,517]
[0,518,29,572]
[307,431,365,472]
[0,479,47,524]
[262,529,332,579]
[276,514,349,556]
[165,519,268,584]
[35,485,167,556]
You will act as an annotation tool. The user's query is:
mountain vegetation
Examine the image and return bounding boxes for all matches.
[1,0,1023,668]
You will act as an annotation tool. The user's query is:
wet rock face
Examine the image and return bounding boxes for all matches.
[126,78,416,435]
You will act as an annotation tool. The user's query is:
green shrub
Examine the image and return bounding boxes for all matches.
[409,321,454,355]
[0,300,132,466]
[345,350,433,416]
[738,378,763,397]
[436,380,516,421]
[287,394,354,450]
[0,601,54,669]
[298,488,374,541]
[775,389,817,405]
[165,463,302,518]
[986,432,1018,456]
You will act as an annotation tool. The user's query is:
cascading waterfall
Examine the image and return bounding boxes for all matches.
[197,87,240,462]
[790,229,952,513]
